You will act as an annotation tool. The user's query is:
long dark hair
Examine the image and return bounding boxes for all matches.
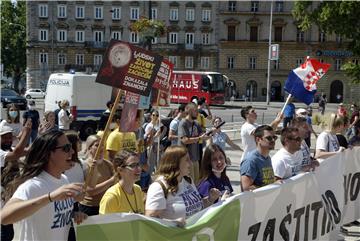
[6,104,20,123]
[199,144,229,184]
[156,146,191,194]
[5,130,64,202]
[65,130,81,164]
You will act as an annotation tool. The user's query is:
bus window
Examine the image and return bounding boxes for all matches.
[209,74,225,92]
[202,76,210,91]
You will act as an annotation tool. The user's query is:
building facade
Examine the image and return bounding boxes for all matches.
[26,1,359,103]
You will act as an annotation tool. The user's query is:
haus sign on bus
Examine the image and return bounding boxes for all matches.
[96,40,163,96]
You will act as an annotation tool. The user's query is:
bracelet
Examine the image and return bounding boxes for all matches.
[48,192,53,202]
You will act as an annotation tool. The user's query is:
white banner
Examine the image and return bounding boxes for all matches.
[77,148,360,241]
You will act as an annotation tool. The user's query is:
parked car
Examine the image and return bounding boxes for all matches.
[25,88,46,99]
[1,88,28,110]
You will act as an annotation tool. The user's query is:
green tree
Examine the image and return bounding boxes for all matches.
[293,1,360,84]
[1,0,26,92]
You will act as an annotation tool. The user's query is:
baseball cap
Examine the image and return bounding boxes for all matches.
[296,108,307,117]
[0,125,13,136]
[28,100,36,106]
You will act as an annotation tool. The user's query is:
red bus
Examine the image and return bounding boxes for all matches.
[170,71,227,105]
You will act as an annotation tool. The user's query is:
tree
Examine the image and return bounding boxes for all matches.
[1,0,26,92]
[292,1,360,84]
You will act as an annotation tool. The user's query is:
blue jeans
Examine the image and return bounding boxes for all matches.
[29,129,38,144]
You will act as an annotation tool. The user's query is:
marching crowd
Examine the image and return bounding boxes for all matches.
[1,98,359,241]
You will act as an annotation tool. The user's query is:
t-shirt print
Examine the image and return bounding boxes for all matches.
[179,184,203,217]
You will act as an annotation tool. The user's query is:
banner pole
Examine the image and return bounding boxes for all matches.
[157,107,161,169]
[83,88,123,191]
[280,93,292,116]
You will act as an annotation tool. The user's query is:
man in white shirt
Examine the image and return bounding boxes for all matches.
[240,106,283,162]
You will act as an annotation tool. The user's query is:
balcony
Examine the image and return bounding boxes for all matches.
[85,41,109,49]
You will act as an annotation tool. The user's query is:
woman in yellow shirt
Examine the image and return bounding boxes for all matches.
[99,150,145,214]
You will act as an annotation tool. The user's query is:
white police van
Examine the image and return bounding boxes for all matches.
[44,72,112,139]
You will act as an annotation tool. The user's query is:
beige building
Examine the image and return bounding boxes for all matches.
[26,1,359,103]
[26,1,219,90]
[218,1,359,103]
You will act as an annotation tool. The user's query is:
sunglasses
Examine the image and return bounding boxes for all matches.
[152,114,159,117]
[263,135,278,142]
[124,162,141,170]
[288,136,302,142]
[54,143,72,153]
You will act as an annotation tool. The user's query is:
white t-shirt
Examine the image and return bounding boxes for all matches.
[316,131,340,152]
[145,176,203,220]
[240,122,259,162]
[299,141,312,166]
[12,171,74,241]
[58,109,71,130]
[145,122,163,143]
[0,149,8,168]
[272,148,303,179]
[64,162,84,184]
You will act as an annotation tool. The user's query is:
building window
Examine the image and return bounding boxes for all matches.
[38,4,48,18]
[39,53,48,64]
[296,29,304,42]
[227,57,234,69]
[57,30,67,42]
[169,8,178,21]
[334,59,342,71]
[39,29,48,41]
[246,80,257,99]
[151,37,157,44]
[296,58,303,67]
[130,7,139,20]
[112,7,121,20]
[275,1,284,12]
[185,56,194,69]
[94,6,103,19]
[250,26,258,41]
[75,31,84,42]
[130,32,139,43]
[352,59,359,65]
[58,53,66,65]
[319,59,324,63]
[202,33,211,45]
[228,1,236,11]
[274,27,282,42]
[336,34,342,44]
[94,54,103,66]
[185,33,194,49]
[75,6,85,19]
[168,56,178,68]
[186,8,195,21]
[151,8,157,19]
[76,54,84,65]
[249,57,256,69]
[200,57,210,69]
[57,5,66,18]
[319,31,326,42]
[227,26,236,41]
[111,31,122,40]
[251,1,259,12]
[169,32,178,44]
[93,31,103,42]
[273,60,280,70]
[202,9,211,22]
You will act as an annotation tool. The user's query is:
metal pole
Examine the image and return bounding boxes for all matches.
[266,0,273,105]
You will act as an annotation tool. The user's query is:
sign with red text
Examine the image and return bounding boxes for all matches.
[96,40,163,96]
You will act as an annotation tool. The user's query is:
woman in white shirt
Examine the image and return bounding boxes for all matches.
[0,104,22,146]
[145,146,220,227]
[58,100,73,131]
[315,113,346,159]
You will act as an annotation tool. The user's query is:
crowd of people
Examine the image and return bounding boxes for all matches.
[1,97,359,241]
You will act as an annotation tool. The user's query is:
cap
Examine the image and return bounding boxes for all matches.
[339,103,344,106]
[296,108,308,117]
[0,125,13,136]
[28,100,35,106]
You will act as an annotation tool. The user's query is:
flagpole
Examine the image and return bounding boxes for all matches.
[266,0,274,105]
[280,94,292,115]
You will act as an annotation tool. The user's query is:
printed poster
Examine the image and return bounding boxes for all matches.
[120,91,140,132]
[96,40,163,96]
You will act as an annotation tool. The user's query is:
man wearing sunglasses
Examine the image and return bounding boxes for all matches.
[272,127,311,180]
[240,125,276,191]
[240,106,283,163]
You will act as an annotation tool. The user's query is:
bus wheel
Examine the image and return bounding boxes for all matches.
[80,121,97,140]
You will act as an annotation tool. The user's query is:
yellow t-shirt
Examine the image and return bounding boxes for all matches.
[106,128,137,154]
[96,130,111,160]
[196,113,206,144]
[99,183,145,214]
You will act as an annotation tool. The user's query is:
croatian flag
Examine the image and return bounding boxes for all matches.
[284,58,330,105]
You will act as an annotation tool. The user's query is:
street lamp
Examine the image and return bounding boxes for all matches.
[266,0,274,105]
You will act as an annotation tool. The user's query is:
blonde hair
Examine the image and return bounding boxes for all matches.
[84,134,100,157]
[60,100,69,108]
[326,113,344,133]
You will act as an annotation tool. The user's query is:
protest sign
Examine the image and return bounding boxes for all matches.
[120,91,140,132]
[96,40,163,96]
[77,147,360,241]
[151,59,174,107]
